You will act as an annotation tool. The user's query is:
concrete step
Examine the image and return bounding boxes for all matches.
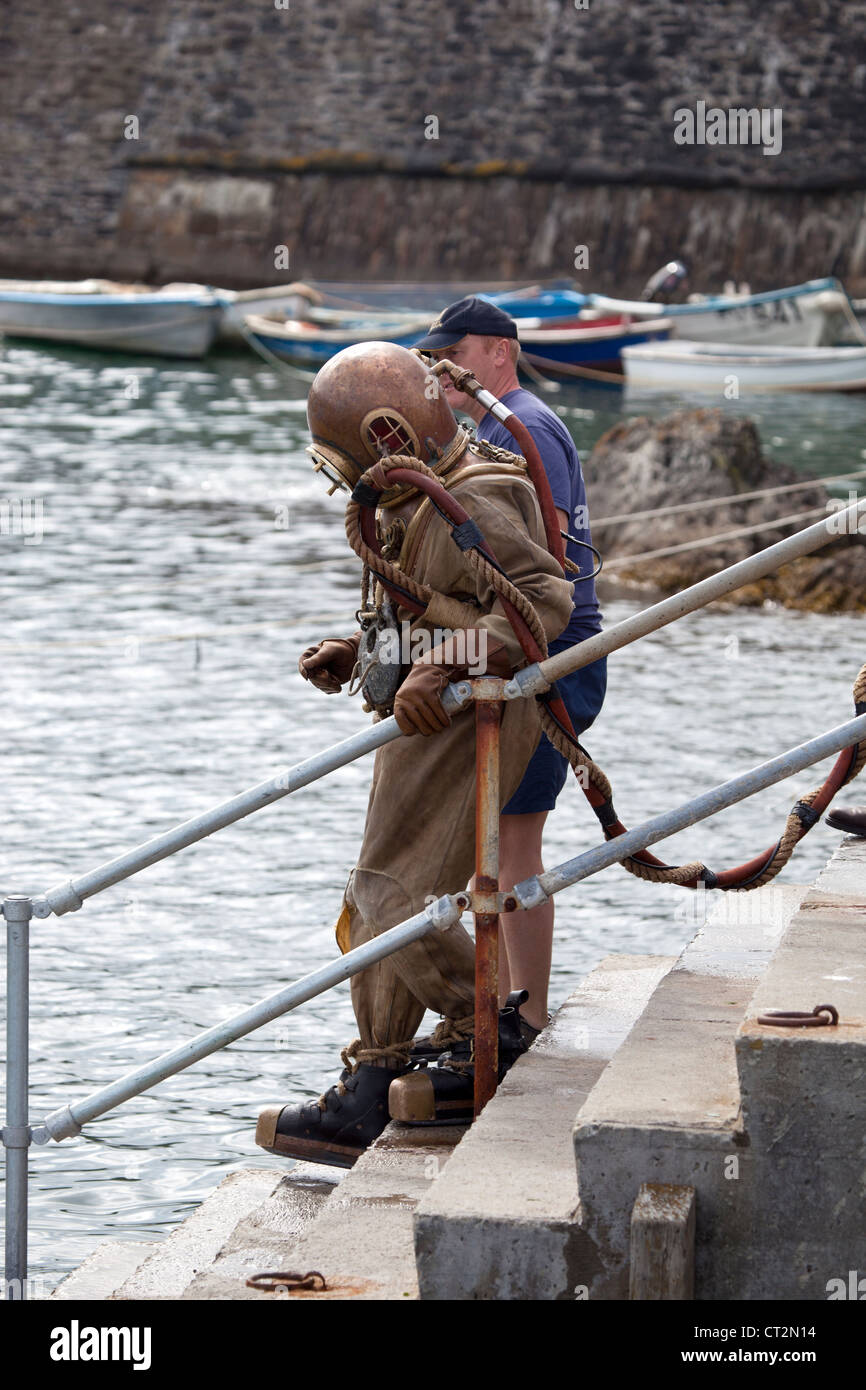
[110,1165,338,1301]
[180,1163,343,1301]
[51,1241,156,1301]
[734,836,866,1298]
[573,882,809,1299]
[212,1122,466,1300]
[412,952,675,1299]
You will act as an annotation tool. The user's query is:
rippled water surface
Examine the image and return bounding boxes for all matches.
[0,342,863,1289]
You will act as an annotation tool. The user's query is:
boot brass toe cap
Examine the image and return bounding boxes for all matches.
[388,1070,436,1123]
[255,1104,283,1151]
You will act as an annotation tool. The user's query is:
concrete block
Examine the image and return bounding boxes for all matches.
[730,838,866,1296]
[629,1183,695,1300]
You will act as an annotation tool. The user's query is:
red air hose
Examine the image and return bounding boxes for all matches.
[427,360,565,568]
[488,410,566,568]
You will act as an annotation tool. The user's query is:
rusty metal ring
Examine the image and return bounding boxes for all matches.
[757,1004,839,1028]
[246,1269,327,1292]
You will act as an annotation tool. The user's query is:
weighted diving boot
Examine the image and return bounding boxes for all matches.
[256,1042,413,1169]
[389,990,533,1126]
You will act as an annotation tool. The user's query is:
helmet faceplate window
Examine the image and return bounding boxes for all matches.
[360,409,420,460]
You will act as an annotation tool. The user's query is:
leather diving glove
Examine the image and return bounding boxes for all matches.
[299,634,360,694]
[393,631,512,737]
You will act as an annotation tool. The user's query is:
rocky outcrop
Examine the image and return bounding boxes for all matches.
[587,409,865,613]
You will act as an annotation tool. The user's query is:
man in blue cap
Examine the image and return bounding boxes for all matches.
[415,296,606,1036]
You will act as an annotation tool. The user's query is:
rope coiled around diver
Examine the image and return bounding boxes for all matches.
[346,453,866,892]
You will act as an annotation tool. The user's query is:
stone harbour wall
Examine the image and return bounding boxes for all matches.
[1,0,865,290]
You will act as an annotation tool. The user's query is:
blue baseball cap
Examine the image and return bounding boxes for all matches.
[414,295,518,351]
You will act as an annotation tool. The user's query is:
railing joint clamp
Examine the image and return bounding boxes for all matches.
[427,895,462,932]
[39,1107,83,1142]
[1,1126,31,1149]
[39,881,84,917]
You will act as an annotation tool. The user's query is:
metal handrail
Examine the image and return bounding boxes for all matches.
[29,708,866,1146]
[3,495,864,1296]
[32,896,462,1145]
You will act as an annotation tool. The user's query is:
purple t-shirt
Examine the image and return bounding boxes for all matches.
[476,388,601,644]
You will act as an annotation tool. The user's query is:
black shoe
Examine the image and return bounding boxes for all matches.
[519,1016,543,1048]
[256,1062,409,1169]
[825,805,866,837]
[389,990,531,1126]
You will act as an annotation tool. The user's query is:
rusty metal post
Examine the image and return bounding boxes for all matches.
[473,685,503,1117]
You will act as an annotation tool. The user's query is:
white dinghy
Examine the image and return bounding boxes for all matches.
[621,340,866,393]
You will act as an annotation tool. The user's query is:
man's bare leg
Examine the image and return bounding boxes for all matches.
[497,810,552,1031]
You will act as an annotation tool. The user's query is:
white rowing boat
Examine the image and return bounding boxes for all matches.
[589,277,863,348]
[215,283,324,342]
[0,279,224,357]
[621,340,866,392]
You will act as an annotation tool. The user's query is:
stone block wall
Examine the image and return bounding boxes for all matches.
[0,0,864,290]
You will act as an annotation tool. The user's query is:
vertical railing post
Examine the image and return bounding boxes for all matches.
[3,895,32,1298]
[473,691,502,1117]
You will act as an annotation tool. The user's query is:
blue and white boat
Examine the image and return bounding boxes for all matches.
[586,277,864,348]
[517,317,672,373]
[242,312,433,369]
[0,279,225,357]
[242,307,672,374]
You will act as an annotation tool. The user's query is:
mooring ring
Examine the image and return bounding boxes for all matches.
[757,1004,839,1028]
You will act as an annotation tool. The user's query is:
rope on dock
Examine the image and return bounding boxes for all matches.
[603,504,836,569]
[592,467,866,526]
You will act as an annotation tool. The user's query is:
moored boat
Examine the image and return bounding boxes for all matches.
[243,310,673,373]
[243,312,433,368]
[0,279,224,357]
[216,283,326,342]
[589,277,863,348]
[517,317,672,373]
[621,340,866,392]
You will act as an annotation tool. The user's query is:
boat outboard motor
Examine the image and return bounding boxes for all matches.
[640,260,689,303]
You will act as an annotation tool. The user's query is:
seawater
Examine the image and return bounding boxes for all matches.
[0,343,863,1288]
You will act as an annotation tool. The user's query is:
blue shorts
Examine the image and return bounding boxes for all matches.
[503,647,607,815]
